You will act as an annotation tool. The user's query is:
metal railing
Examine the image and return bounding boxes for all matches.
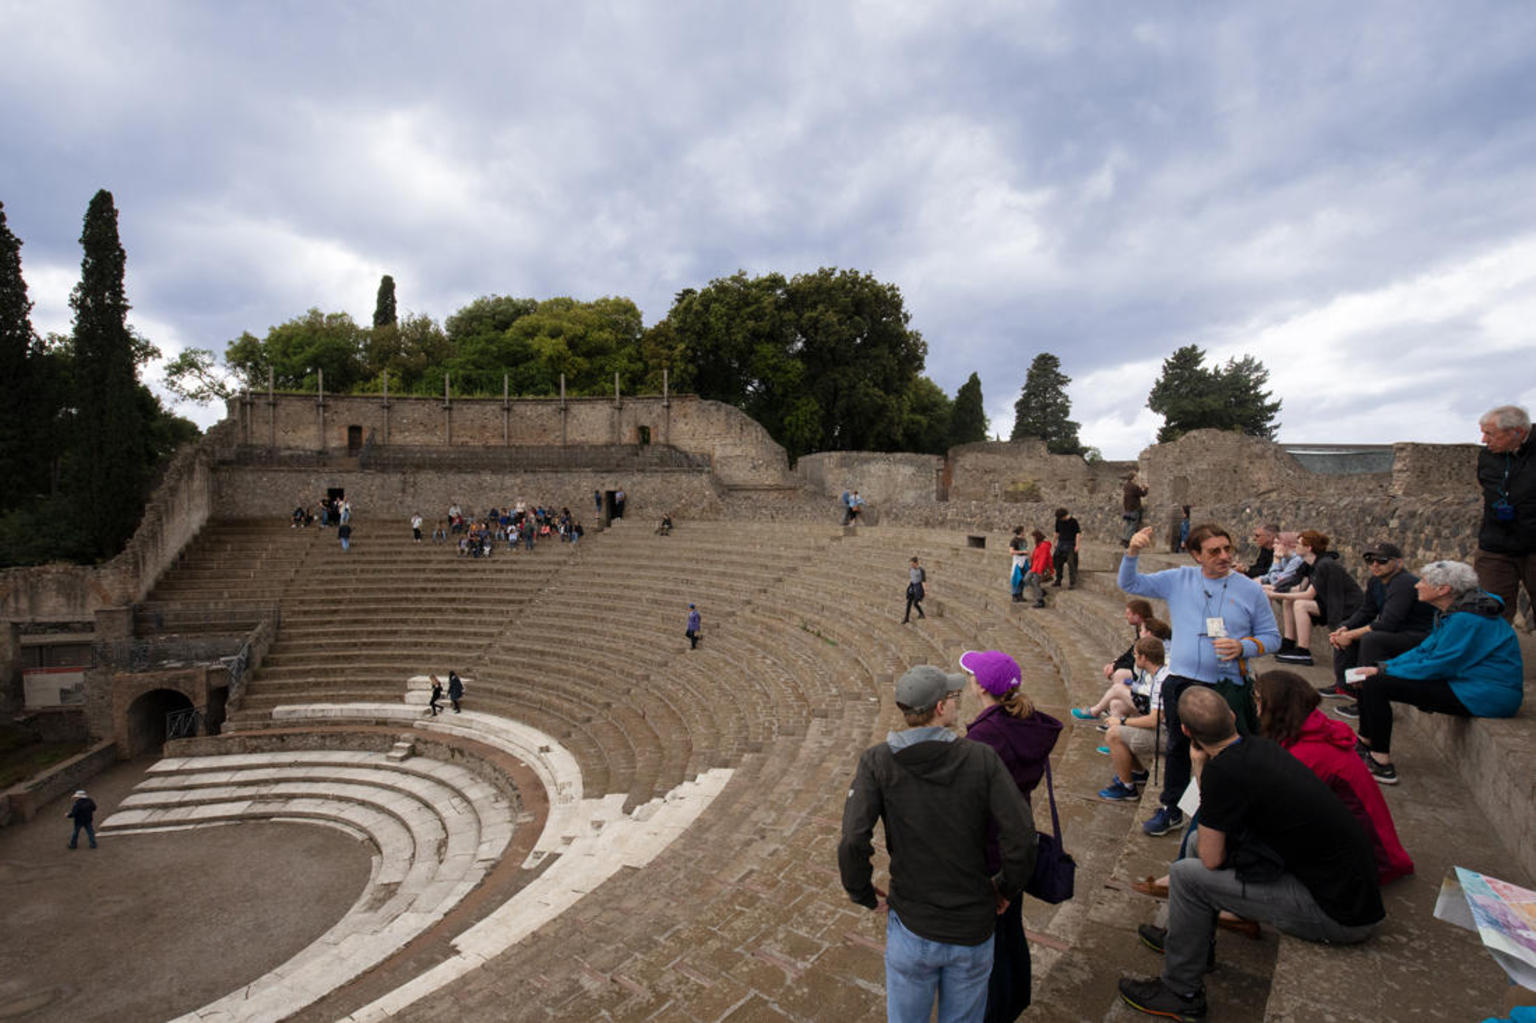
[166,706,203,741]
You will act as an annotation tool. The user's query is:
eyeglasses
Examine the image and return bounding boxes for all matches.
[1363,554,1392,565]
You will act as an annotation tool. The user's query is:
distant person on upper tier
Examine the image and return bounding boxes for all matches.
[1009,526,1029,603]
[1167,505,1192,554]
[686,603,702,649]
[1351,560,1524,786]
[614,487,627,520]
[427,676,443,716]
[447,671,464,713]
[411,512,423,543]
[656,514,673,536]
[1329,541,1436,713]
[1022,529,1053,608]
[1475,404,1535,625]
[1052,507,1081,589]
[1239,523,1279,578]
[1117,687,1382,1021]
[903,557,927,623]
[1122,472,1149,547]
[338,520,352,551]
[1119,523,1280,838]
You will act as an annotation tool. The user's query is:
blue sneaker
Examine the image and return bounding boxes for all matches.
[1131,769,1150,784]
[1095,745,1111,756]
[1071,707,1099,720]
[1142,805,1185,837]
[1099,777,1140,801]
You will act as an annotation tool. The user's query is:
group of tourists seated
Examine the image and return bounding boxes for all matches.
[449,501,583,557]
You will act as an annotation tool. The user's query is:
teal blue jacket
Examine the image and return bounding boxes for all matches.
[1380,592,1524,717]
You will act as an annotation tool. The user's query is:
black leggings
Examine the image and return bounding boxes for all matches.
[1358,673,1470,754]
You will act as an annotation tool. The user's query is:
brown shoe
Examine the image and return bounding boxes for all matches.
[1131,876,1169,900]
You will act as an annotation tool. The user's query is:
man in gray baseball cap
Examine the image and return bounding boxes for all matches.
[839,666,1037,1022]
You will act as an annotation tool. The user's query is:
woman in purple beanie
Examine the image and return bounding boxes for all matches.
[961,649,1063,1022]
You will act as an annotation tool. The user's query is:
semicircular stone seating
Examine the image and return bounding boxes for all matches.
[129,517,1090,1020]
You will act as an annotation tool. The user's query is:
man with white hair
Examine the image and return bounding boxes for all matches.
[1350,560,1524,785]
[1476,404,1534,625]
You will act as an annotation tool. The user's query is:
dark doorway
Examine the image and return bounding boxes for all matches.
[347,425,364,454]
[637,425,651,446]
[206,685,229,735]
[125,688,195,757]
[327,487,345,504]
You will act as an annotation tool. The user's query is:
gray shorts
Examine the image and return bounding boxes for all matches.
[1120,724,1158,760]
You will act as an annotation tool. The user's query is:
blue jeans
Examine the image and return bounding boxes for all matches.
[885,910,993,1023]
[69,821,96,848]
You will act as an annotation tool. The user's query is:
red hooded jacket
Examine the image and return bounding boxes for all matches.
[1282,709,1414,884]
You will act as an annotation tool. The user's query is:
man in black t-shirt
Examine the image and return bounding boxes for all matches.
[1119,687,1382,1021]
[1052,507,1081,588]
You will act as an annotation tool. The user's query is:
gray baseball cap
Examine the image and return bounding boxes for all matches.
[895,665,967,712]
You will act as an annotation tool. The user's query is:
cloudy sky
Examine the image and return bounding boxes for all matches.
[4,1,1535,458]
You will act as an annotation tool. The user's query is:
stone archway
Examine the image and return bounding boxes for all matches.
[124,688,194,758]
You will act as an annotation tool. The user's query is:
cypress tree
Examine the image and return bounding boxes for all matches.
[1010,352,1083,454]
[949,372,989,447]
[373,274,397,328]
[68,189,147,558]
[0,201,43,508]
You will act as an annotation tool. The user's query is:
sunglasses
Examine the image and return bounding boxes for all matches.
[1362,554,1393,565]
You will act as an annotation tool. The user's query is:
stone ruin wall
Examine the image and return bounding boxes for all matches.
[231,392,793,489]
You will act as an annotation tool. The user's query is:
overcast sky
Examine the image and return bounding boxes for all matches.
[4,1,1535,458]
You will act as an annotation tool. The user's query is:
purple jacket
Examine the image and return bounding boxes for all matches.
[967,704,1062,871]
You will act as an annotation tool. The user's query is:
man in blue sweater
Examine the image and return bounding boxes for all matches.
[1119,523,1281,836]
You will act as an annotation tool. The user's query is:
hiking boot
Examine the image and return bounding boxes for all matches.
[1275,650,1314,665]
[1368,758,1399,785]
[1137,924,1217,971]
[1118,976,1208,1021]
[1099,777,1140,801]
[1335,702,1360,719]
[1142,805,1185,837]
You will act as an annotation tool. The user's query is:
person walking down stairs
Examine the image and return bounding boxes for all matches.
[903,557,927,623]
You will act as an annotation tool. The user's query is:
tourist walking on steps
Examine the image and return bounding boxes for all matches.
[447,671,464,713]
[428,676,443,716]
[1009,526,1028,602]
[1118,523,1280,838]
[839,665,1036,1023]
[411,512,423,542]
[1121,472,1148,547]
[66,789,98,849]
[1052,508,1081,588]
[960,649,1062,1021]
[1023,530,1052,608]
[686,603,702,649]
[1474,404,1535,624]
[338,521,352,552]
[903,557,927,623]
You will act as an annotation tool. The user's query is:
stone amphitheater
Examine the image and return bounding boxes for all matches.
[2,394,1532,1022]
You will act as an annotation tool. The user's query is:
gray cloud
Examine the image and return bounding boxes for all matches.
[3,1,1534,449]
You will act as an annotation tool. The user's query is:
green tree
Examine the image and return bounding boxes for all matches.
[67,189,148,559]
[362,312,450,392]
[1147,344,1281,443]
[163,347,238,404]
[0,200,46,508]
[896,376,953,455]
[373,274,397,328]
[1010,352,1083,454]
[444,294,538,346]
[658,268,926,459]
[949,372,988,446]
[225,309,369,392]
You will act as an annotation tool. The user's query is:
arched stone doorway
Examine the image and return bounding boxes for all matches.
[124,688,194,758]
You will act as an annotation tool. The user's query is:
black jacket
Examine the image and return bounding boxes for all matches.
[839,735,1036,945]
[1342,569,1436,634]
[1479,433,1536,555]
[1307,552,1364,627]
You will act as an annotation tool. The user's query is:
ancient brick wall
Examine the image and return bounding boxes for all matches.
[229,393,792,488]
[947,440,1134,504]
[1392,441,1481,498]
[796,452,943,506]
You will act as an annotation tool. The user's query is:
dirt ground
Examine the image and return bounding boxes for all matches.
[0,757,374,1023]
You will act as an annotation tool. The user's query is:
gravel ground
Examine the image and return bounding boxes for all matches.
[0,756,373,1023]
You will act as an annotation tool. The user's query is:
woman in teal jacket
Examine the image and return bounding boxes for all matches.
[1354,560,1523,784]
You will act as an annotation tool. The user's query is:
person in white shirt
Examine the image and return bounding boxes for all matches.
[1097,636,1169,801]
